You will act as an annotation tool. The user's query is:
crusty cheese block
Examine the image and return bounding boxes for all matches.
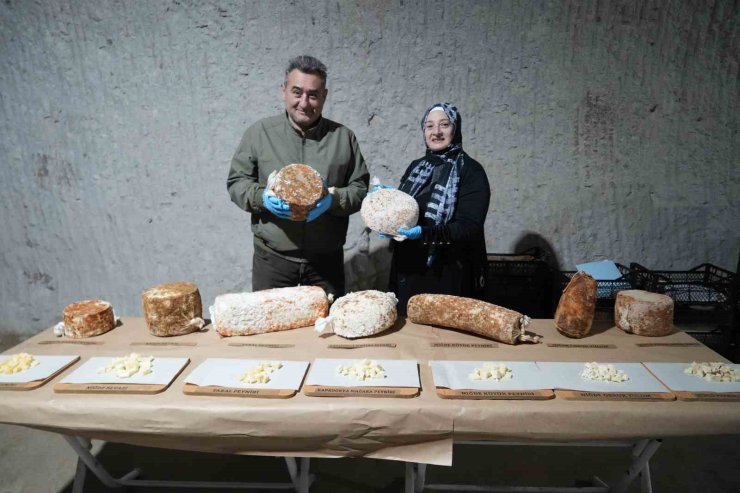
[268,163,327,221]
[316,290,397,339]
[407,294,535,345]
[554,272,597,338]
[360,189,419,236]
[142,282,205,337]
[62,300,115,338]
[212,286,329,337]
[615,290,674,337]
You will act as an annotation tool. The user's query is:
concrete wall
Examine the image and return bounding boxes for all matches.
[1,0,738,335]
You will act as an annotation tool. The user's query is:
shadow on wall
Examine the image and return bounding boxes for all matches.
[513,231,562,271]
[344,228,393,293]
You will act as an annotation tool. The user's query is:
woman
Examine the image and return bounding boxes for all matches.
[389,102,491,314]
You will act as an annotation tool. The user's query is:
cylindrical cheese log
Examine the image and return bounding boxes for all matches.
[615,290,674,337]
[269,163,327,221]
[142,282,204,337]
[554,272,597,338]
[360,189,419,236]
[212,286,329,337]
[316,290,398,339]
[62,300,115,338]
[406,294,532,345]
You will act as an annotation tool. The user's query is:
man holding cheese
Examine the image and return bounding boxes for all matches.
[227,55,369,297]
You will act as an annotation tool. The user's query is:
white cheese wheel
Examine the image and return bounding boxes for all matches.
[212,286,329,336]
[615,290,674,337]
[360,189,419,236]
[316,290,397,339]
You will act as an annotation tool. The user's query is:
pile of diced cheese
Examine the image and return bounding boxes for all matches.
[684,362,739,382]
[98,353,154,378]
[0,353,40,374]
[580,362,629,383]
[336,359,386,381]
[469,363,513,381]
[240,361,283,384]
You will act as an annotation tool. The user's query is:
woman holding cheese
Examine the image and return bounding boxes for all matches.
[389,102,491,314]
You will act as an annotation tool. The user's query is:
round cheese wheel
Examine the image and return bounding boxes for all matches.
[62,300,115,338]
[321,290,398,339]
[554,272,597,338]
[142,282,204,337]
[360,189,419,236]
[615,290,674,337]
[269,163,326,221]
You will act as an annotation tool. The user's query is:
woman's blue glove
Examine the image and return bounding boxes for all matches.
[370,184,394,194]
[262,189,292,220]
[398,225,422,240]
[306,193,333,222]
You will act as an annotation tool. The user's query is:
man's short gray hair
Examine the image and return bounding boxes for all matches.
[284,55,327,84]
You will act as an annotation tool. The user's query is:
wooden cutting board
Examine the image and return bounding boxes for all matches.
[436,387,554,400]
[182,383,296,398]
[53,359,189,395]
[555,390,675,401]
[303,385,419,398]
[0,356,80,391]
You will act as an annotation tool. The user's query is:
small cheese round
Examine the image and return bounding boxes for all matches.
[62,300,115,338]
[142,282,204,337]
[360,189,419,236]
[615,290,674,337]
[269,163,327,221]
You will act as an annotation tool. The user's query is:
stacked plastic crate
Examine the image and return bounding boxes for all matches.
[484,247,558,319]
[630,262,738,361]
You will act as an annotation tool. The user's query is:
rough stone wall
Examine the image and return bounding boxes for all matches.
[1,0,737,335]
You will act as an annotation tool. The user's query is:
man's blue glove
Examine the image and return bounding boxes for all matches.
[262,189,292,220]
[306,193,333,222]
[398,225,422,240]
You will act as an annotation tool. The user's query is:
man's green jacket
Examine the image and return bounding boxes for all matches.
[227,113,369,255]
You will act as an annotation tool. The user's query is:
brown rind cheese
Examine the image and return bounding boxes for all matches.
[360,189,419,236]
[62,300,115,338]
[142,282,204,337]
[270,163,327,221]
[406,294,530,345]
[554,272,597,338]
[615,290,674,337]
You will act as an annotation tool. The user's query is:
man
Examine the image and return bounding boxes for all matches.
[227,55,369,297]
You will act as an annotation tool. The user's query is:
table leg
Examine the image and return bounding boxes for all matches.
[405,462,415,493]
[611,439,662,493]
[298,457,311,493]
[62,434,302,490]
[415,463,427,492]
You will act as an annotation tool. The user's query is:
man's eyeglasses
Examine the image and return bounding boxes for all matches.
[424,121,452,132]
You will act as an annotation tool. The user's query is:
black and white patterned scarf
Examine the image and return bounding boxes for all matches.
[400,102,464,227]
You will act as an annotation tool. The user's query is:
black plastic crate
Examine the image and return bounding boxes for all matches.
[484,247,558,318]
[630,261,739,362]
[558,263,636,307]
[629,263,735,306]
